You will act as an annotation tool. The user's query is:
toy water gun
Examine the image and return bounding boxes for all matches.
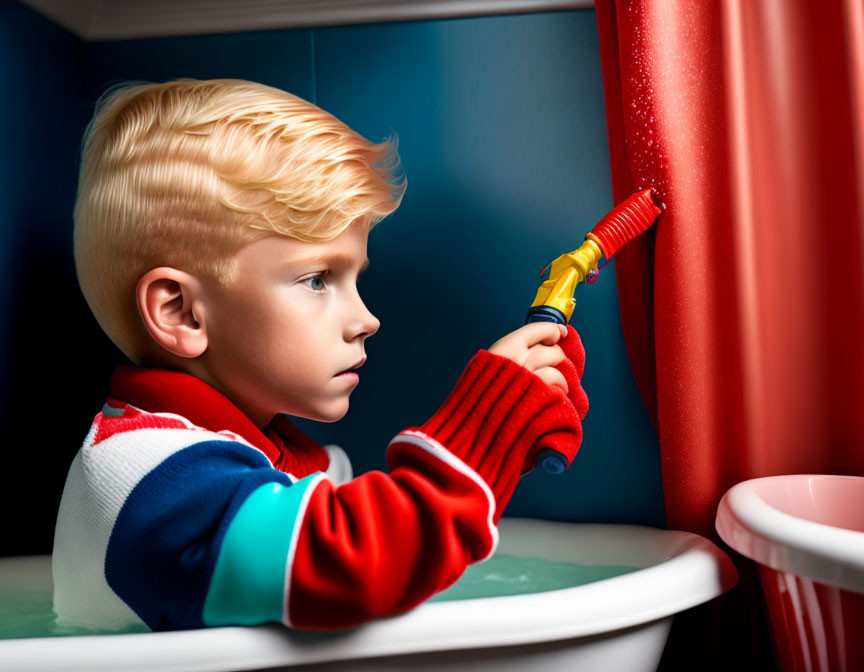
[526,187,664,474]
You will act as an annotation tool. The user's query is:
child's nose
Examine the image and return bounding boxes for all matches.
[367,311,380,337]
[347,296,380,340]
[359,304,380,339]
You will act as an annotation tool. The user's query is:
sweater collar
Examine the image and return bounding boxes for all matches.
[108,364,329,476]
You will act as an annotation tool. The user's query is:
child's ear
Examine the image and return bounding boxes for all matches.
[136,267,208,359]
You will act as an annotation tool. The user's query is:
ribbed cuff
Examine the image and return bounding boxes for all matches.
[418,349,572,522]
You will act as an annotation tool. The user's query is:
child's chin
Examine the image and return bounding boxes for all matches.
[313,401,350,423]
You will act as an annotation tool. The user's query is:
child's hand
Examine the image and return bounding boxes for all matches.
[488,323,569,395]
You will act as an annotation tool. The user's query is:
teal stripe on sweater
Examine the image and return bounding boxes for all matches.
[202,473,322,626]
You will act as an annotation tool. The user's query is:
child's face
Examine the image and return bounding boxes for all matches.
[200,219,379,427]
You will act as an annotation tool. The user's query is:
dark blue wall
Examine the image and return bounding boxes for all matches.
[1,2,664,556]
[0,0,103,557]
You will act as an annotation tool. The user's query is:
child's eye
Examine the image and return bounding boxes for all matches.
[301,272,328,293]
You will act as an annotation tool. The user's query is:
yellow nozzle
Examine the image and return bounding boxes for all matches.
[530,238,603,323]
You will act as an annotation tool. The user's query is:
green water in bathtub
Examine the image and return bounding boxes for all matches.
[0,554,638,639]
[427,553,639,602]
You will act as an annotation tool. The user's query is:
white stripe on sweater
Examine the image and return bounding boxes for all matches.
[52,419,259,630]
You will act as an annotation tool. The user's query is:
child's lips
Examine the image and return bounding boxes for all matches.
[335,356,366,377]
[335,370,360,385]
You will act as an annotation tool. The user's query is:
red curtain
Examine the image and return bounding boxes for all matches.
[594,0,864,539]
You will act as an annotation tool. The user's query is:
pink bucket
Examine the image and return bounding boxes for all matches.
[717,475,864,672]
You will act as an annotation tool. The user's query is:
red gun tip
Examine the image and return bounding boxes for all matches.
[588,188,663,259]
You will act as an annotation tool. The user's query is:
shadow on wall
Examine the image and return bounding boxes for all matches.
[2,227,128,557]
[0,0,119,557]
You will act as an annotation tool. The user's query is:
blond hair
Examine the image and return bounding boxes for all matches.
[73,78,406,364]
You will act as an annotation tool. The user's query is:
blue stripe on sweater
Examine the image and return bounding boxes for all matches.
[104,440,294,631]
[202,473,321,626]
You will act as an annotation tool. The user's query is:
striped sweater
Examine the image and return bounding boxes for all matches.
[52,348,583,632]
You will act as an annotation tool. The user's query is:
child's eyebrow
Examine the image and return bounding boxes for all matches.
[283,253,370,271]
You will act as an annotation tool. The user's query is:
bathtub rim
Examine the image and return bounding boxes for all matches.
[715,474,864,595]
[0,519,737,671]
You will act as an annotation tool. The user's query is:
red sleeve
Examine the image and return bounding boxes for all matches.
[288,349,581,629]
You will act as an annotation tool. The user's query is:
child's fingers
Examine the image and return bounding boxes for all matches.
[524,344,566,372]
[532,366,568,395]
[519,322,567,347]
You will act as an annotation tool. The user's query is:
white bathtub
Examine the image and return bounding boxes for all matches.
[1,518,737,672]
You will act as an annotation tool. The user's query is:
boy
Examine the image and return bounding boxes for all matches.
[53,78,588,632]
